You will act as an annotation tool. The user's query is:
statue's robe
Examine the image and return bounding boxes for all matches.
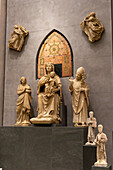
[8,33,19,50]
[8,27,28,51]
[81,16,104,42]
[87,117,97,142]
[37,74,62,121]
[69,80,89,124]
[16,84,32,124]
[96,132,108,161]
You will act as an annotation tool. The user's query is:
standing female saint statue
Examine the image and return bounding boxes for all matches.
[15,77,32,126]
[30,63,62,124]
[69,67,89,127]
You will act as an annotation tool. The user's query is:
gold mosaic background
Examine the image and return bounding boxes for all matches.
[37,31,72,78]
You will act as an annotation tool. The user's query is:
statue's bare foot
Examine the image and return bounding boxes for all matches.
[74,123,78,127]
[82,122,87,126]
[38,115,43,118]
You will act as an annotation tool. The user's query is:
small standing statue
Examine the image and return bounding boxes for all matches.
[80,12,104,42]
[94,124,108,167]
[8,25,29,51]
[85,111,97,145]
[30,63,62,124]
[69,67,89,127]
[15,77,32,126]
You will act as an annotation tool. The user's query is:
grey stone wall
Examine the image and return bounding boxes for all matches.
[0,0,7,125]
[3,0,113,165]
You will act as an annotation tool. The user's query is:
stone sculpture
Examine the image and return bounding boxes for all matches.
[94,124,108,167]
[30,63,62,124]
[15,77,32,126]
[69,67,89,127]
[85,111,97,145]
[8,25,29,51]
[80,12,104,42]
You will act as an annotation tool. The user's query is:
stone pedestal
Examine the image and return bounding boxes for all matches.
[0,126,87,170]
[92,165,112,170]
[83,145,96,170]
[31,104,67,126]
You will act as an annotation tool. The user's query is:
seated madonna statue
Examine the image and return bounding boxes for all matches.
[30,63,62,124]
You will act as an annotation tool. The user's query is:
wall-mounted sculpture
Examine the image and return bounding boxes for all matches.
[15,77,32,126]
[36,29,73,79]
[30,63,62,124]
[94,124,108,167]
[69,67,89,127]
[8,25,29,51]
[85,111,97,145]
[80,12,104,42]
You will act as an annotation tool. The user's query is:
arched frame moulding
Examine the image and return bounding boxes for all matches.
[36,29,73,79]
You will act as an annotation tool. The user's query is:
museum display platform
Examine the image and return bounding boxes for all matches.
[0,126,89,170]
[83,145,96,170]
[92,165,112,170]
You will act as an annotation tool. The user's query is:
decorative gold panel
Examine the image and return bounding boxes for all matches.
[37,30,73,78]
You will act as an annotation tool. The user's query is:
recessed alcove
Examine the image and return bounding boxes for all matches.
[36,29,73,79]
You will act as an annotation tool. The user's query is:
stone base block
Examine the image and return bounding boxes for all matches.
[92,165,112,170]
[30,104,67,126]
[0,126,87,170]
[30,117,58,124]
[83,145,96,170]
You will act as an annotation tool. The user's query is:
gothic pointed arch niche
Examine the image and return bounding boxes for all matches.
[36,29,73,79]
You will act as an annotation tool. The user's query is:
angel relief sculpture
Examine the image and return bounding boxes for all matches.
[30,63,62,124]
[80,12,104,42]
[8,25,29,51]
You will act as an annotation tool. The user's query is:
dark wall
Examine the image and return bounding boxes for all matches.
[2,0,113,165]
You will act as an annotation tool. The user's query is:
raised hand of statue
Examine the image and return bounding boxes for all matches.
[80,87,87,92]
[22,87,26,93]
[69,77,73,83]
[38,76,49,86]
[94,139,99,146]
[52,87,60,93]
[26,89,30,93]
[89,120,93,124]
[25,86,31,93]
[45,77,50,83]
[96,141,100,146]
[69,78,74,93]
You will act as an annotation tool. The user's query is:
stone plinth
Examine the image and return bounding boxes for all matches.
[83,145,96,170]
[0,126,87,170]
[92,165,112,170]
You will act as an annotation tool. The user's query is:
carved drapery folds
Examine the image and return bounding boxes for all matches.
[80,12,104,42]
[8,25,29,51]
